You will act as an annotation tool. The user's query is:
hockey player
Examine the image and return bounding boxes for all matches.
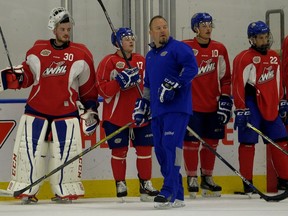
[133,15,198,209]
[95,27,159,202]
[0,7,99,204]
[233,21,288,194]
[182,12,232,198]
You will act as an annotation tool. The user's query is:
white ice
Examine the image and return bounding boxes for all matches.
[0,194,287,216]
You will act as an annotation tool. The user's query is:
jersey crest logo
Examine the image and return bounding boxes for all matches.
[43,61,67,77]
[253,56,261,64]
[160,51,168,56]
[193,49,198,56]
[258,66,274,83]
[40,49,51,56]
[116,61,125,69]
[197,59,216,76]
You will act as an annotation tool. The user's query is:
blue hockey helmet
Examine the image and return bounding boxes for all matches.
[191,12,213,33]
[247,21,270,38]
[111,27,135,47]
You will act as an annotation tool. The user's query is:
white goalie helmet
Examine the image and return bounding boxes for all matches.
[48,7,74,30]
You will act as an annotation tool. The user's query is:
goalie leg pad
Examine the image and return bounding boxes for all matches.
[49,117,85,199]
[7,114,48,197]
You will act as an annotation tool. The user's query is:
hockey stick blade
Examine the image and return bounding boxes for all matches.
[247,123,288,156]
[0,121,133,198]
[186,126,288,202]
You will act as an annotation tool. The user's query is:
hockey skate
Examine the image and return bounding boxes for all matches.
[139,178,159,202]
[20,195,38,205]
[277,178,288,193]
[116,180,127,202]
[187,176,199,199]
[200,175,222,197]
[172,199,185,208]
[243,180,256,197]
[154,195,172,209]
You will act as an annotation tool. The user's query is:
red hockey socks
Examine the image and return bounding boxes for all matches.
[269,141,288,179]
[183,141,200,176]
[111,147,128,181]
[200,138,219,176]
[238,144,255,180]
[135,146,152,180]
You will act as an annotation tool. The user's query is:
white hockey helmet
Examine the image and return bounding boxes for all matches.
[48,7,74,30]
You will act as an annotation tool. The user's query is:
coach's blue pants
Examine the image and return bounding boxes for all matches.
[151,112,190,202]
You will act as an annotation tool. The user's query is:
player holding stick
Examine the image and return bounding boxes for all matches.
[0,7,99,204]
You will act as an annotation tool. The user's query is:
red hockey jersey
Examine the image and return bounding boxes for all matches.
[282,36,288,99]
[232,47,283,121]
[96,52,144,126]
[21,39,98,116]
[183,38,231,112]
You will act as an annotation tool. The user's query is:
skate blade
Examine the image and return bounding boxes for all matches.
[118,197,126,203]
[201,189,221,197]
[140,194,155,202]
[21,197,38,205]
[154,202,172,209]
[189,192,197,199]
[172,200,185,208]
[51,197,72,204]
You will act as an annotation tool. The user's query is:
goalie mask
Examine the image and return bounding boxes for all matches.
[191,12,214,33]
[48,7,74,30]
[111,27,136,48]
[247,21,273,53]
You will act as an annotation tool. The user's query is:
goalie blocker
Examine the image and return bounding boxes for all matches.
[7,114,84,201]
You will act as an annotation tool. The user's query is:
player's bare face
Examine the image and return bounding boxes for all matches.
[149,18,169,48]
[254,33,269,48]
[54,22,72,45]
[196,22,212,44]
[121,36,135,54]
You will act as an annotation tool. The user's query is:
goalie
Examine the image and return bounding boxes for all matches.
[0,7,99,204]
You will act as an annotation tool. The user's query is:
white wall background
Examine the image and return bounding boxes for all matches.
[0,0,287,181]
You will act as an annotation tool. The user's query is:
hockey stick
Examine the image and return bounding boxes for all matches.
[247,123,288,156]
[186,125,288,202]
[97,0,143,97]
[0,26,15,73]
[0,121,133,197]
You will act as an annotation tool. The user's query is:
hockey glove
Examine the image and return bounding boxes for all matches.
[132,98,151,126]
[234,109,251,130]
[217,95,233,125]
[0,65,24,90]
[115,67,140,89]
[158,76,181,103]
[80,108,100,136]
[279,99,288,119]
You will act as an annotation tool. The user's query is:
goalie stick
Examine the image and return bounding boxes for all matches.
[247,123,288,156]
[0,121,133,198]
[186,125,288,202]
[97,0,143,97]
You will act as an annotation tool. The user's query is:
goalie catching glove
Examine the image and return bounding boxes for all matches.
[0,65,24,91]
[217,95,233,125]
[115,67,140,89]
[158,76,181,103]
[132,98,151,126]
